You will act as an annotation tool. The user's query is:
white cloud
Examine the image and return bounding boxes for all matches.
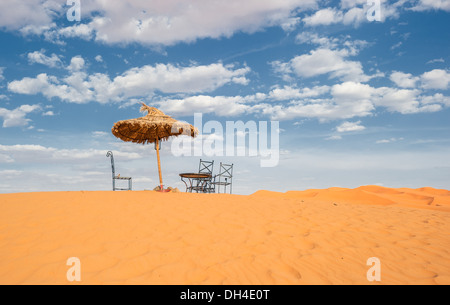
[295,32,368,56]
[268,85,330,101]
[280,17,301,32]
[420,69,450,90]
[420,93,450,107]
[277,48,370,82]
[4,0,319,46]
[87,0,318,45]
[411,0,450,12]
[0,0,62,31]
[3,1,447,47]
[95,55,104,63]
[0,104,41,128]
[27,50,62,68]
[373,87,441,114]
[303,1,402,27]
[42,111,54,116]
[303,8,344,26]
[8,73,90,104]
[332,81,374,101]
[8,62,250,104]
[336,121,366,132]
[158,95,252,117]
[254,80,449,121]
[19,23,56,37]
[67,56,86,72]
[109,63,250,96]
[156,77,450,121]
[57,24,94,40]
[255,98,374,121]
[390,69,450,90]
[296,32,340,49]
[390,71,419,88]
[342,7,367,25]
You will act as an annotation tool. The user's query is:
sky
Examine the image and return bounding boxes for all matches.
[0,0,449,194]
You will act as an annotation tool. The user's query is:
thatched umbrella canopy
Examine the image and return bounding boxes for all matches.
[112,103,197,191]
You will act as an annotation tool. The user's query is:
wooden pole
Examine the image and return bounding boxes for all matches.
[155,139,163,190]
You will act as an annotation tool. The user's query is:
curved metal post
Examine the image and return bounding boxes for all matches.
[106,151,116,191]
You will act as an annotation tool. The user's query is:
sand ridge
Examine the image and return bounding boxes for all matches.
[0,186,449,284]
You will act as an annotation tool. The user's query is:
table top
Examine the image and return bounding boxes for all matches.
[179,173,212,179]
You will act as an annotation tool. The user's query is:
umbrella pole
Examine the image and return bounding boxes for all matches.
[155,139,163,191]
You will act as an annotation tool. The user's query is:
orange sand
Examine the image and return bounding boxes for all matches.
[0,186,449,285]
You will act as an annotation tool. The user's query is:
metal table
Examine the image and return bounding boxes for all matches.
[179,173,212,193]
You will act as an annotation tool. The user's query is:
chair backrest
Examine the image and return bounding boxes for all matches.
[217,162,233,179]
[198,159,214,175]
[216,162,233,194]
[106,151,115,177]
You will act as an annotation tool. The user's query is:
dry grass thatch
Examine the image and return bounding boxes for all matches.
[111,103,198,144]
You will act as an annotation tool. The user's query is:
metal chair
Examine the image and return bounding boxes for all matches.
[190,159,214,193]
[212,162,233,194]
[106,151,132,191]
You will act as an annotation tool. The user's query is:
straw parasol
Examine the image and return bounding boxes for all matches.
[112,103,197,191]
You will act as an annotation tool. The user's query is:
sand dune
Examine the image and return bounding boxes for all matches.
[0,186,449,285]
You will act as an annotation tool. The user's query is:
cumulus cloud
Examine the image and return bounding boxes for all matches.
[302,0,409,27]
[57,23,94,40]
[67,56,85,72]
[42,111,55,116]
[390,71,420,88]
[133,78,450,121]
[3,1,449,47]
[295,32,368,56]
[256,98,374,121]
[411,0,450,12]
[274,48,371,82]
[8,60,250,104]
[0,0,62,31]
[391,69,450,90]
[421,69,450,90]
[3,0,319,46]
[87,0,318,45]
[268,85,330,101]
[252,80,448,120]
[158,95,253,117]
[372,87,442,114]
[27,50,62,68]
[336,121,366,132]
[0,104,41,128]
[303,8,344,26]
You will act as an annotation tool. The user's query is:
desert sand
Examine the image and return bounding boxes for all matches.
[0,185,449,285]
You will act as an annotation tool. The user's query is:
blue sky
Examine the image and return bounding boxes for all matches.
[0,0,449,194]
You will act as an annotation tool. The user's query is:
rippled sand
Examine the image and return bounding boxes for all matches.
[0,186,449,284]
